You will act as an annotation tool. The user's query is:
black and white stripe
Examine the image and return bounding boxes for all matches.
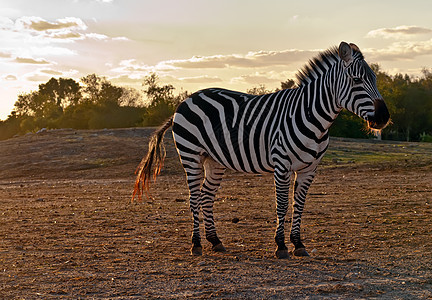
[135,42,389,258]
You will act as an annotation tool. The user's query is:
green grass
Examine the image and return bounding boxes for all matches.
[322,137,432,168]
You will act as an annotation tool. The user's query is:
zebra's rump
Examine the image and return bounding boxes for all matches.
[172,88,279,174]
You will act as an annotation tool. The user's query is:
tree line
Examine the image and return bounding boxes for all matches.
[0,67,431,142]
[0,74,183,140]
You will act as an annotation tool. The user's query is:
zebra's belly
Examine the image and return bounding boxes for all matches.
[290,159,322,173]
[204,130,275,174]
[271,135,329,173]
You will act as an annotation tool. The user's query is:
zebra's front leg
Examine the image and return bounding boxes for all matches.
[274,168,292,259]
[290,171,316,257]
[201,158,226,252]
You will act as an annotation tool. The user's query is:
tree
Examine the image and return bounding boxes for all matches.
[119,87,144,107]
[246,84,272,95]
[14,92,37,116]
[80,74,123,107]
[142,73,181,126]
[143,73,175,106]
[38,77,81,109]
[13,91,58,119]
[13,77,81,119]
[373,65,432,141]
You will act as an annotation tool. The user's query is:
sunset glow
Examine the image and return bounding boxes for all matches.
[1,0,431,119]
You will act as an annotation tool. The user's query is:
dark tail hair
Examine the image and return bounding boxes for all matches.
[132,116,174,202]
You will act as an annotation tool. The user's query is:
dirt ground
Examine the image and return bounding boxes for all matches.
[0,128,431,299]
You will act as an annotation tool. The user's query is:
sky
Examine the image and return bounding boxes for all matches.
[1,0,432,120]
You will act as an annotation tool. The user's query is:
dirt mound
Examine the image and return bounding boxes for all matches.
[0,128,431,298]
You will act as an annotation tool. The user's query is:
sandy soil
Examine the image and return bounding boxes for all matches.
[0,128,431,299]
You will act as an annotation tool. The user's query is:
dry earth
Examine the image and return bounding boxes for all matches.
[0,128,431,299]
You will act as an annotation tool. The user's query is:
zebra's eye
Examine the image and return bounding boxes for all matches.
[353,77,363,85]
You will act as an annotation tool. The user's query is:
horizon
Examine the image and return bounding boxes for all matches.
[1,0,432,120]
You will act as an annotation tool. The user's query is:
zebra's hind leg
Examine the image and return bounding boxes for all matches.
[181,156,204,256]
[290,171,316,257]
[202,158,226,252]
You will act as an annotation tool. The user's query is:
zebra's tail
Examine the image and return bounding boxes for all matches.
[132,116,174,202]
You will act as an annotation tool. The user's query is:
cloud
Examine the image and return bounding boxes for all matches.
[109,49,314,88]
[3,75,17,81]
[22,68,77,82]
[163,49,315,69]
[26,74,51,82]
[112,36,129,41]
[51,32,82,39]
[15,17,88,40]
[364,38,432,61]
[178,75,223,83]
[115,59,153,72]
[0,51,11,58]
[0,16,14,28]
[109,50,316,89]
[366,25,432,39]
[111,59,176,77]
[0,15,129,72]
[3,16,127,43]
[17,16,87,32]
[15,57,51,64]
[227,70,298,89]
[110,74,145,86]
[231,75,274,85]
[40,69,63,76]
[30,68,79,80]
[85,33,109,40]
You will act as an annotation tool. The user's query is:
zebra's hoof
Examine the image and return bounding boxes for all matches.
[212,243,226,252]
[275,249,289,259]
[191,245,203,256]
[293,248,309,257]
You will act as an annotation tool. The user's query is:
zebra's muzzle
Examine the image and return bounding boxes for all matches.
[366,99,390,130]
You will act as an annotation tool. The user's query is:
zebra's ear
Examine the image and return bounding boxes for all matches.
[338,42,353,65]
[349,43,360,52]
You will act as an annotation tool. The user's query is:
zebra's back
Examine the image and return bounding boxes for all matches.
[172,88,288,174]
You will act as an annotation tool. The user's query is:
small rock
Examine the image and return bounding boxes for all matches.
[36,128,47,134]
[232,217,240,223]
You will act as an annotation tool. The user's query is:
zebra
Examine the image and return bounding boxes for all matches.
[132,42,390,258]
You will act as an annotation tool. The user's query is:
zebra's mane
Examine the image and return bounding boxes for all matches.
[295,46,364,86]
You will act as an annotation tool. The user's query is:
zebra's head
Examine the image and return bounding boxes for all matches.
[337,42,390,130]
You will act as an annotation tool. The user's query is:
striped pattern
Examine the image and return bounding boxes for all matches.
[137,42,388,257]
